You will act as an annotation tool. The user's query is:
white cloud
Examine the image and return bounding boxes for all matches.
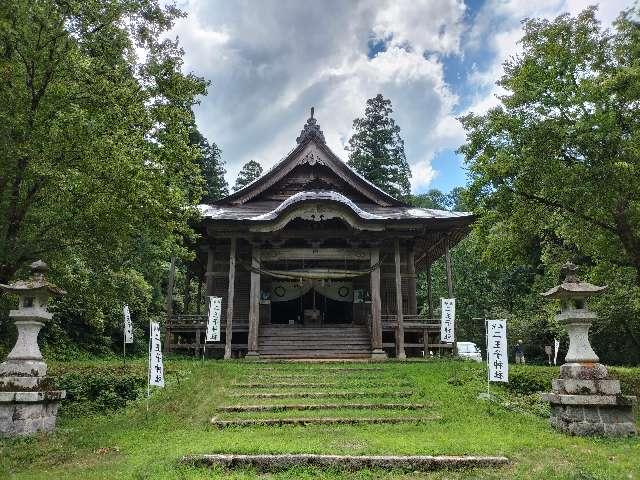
[372,0,467,54]
[169,0,467,193]
[464,0,633,116]
[168,0,634,194]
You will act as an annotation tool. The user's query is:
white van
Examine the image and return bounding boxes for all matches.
[456,342,482,362]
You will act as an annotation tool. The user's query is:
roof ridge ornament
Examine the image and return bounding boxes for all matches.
[296,107,326,144]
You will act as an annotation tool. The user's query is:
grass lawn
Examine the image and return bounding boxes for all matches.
[1,358,639,479]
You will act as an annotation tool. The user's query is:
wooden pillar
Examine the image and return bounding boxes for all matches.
[164,256,176,354]
[427,263,434,319]
[423,328,429,357]
[444,235,457,355]
[196,274,203,315]
[407,244,417,315]
[224,238,236,360]
[394,239,406,360]
[246,247,261,358]
[205,245,215,297]
[166,256,176,319]
[184,268,192,314]
[445,236,454,298]
[370,247,386,360]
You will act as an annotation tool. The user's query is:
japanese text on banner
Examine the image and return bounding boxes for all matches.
[149,321,164,387]
[487,319,508,382]
[440,298,455,343]
[206,297,222,342]
[123,305,133,344]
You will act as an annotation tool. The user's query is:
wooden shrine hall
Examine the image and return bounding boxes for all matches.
[166,110,475,360]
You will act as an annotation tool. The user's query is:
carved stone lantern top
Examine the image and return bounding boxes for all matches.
[542,262,606,365]
[0,260,66,298]
[541,262,606,304]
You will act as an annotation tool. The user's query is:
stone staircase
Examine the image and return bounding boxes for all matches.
[257,324,371,360]
[183,363,509,473]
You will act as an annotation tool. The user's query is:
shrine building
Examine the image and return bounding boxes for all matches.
[166,110,475,360]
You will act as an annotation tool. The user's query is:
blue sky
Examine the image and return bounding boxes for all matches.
[171,0,633,195]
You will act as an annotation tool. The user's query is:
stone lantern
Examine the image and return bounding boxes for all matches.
[0,260,67,437]
[540,262,636,436]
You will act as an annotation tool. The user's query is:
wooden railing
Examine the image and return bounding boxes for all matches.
[381,314,453,353]
[167,314,207,328]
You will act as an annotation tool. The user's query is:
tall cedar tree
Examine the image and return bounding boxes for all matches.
[189,128,228,202]
[233,160,263,191]
[347,94,412,199]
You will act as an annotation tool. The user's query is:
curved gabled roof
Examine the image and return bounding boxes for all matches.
[199,190,473,224]
[216,111,406,207]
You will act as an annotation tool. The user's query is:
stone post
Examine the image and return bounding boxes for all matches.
[540,262,636,437]
[0,261,67,437]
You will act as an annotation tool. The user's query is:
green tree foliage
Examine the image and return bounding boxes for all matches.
[0,1,207,354]
[408,188,466,210]
[347,94,412,199]
[233,160,263,191]
[457,7,640,363]
[189,127,228,203]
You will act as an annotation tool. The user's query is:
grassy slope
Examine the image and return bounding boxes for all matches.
[0,359,638,480]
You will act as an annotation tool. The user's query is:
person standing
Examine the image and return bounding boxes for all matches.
[515,339,525,364]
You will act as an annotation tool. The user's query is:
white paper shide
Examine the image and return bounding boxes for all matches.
[123,305,133,344]
[487,319,508,382]
[440,298,455,343]
[206,296,222,342]
[148,321,164,387]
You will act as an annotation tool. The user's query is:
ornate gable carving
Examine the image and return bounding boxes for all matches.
[298,150,325,166]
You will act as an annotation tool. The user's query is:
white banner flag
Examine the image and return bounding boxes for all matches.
[206,296,222,342]
[440,298,455,343]
[149,321,164,387]
[554,338,560,366]
[123,305,133,344]
[487,319,508,383]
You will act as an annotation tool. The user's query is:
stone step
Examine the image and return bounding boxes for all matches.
[259,344,371,350]
[259,340,371,346]
[233,382,337,388]
[242,374,365,381]
[229,391,414,399]
[258,353,372,359]
[216,403,430,413]
[257,366,383,370]
[209,416,440,428]
[181,453,510,472]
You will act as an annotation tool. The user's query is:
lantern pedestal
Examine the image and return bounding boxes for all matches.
[0,261,66,437]
[541,362,636,437]
[541,263,636,437]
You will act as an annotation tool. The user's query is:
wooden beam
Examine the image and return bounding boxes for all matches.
[224,238,237,360]
[260,248,370,262]
[247,248,261,358]
[370,247,386,359]
[394,240,406,360]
